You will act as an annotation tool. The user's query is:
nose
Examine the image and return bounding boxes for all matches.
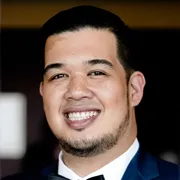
[64,75,93,101]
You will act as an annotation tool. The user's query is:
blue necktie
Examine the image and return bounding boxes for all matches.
[48,174,105,180]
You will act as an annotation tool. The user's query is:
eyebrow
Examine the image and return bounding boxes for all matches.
[43,63,64,76]
[43,59,113,76]
[87,59,113,68]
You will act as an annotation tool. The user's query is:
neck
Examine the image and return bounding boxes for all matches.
[61,132,137,177]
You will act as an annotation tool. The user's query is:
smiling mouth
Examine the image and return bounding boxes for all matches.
[63,108,101,130]
[64,110,100,121]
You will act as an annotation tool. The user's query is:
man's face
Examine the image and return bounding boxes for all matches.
[40,28,141,157]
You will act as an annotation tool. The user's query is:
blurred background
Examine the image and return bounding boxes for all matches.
[0,0,180,178]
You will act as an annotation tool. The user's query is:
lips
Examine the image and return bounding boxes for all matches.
[63,108,101,130]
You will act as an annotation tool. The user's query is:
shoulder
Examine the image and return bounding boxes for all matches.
[136,148,179,180]
[156,158,180,180]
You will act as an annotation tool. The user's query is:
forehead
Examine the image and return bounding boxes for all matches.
[44,28,120,70]
[45,28,117,53]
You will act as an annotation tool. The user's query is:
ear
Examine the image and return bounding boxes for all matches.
[128,71,146,107]
[39,82,44,97]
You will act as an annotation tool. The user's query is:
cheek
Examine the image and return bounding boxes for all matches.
[42,84,65,109]
[93,80,127,107]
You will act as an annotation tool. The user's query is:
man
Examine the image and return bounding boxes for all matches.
[3,5,179,180]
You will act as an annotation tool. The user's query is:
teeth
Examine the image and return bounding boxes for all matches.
[66,111,99,121]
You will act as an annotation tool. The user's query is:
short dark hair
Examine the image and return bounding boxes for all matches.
[40,5,138,80]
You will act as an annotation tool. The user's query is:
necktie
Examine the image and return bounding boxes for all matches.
[48,174,105,180]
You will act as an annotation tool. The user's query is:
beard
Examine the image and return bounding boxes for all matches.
[58,101,130,157]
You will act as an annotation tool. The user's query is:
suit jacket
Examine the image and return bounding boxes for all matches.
[2,147,179,180]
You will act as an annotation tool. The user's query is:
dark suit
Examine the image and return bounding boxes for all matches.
[2,148,179,180]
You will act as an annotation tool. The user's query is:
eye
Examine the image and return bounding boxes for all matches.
[88,71,106,76]
[50,74,68,81]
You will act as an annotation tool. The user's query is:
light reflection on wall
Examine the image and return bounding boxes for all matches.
[0,93,27,159]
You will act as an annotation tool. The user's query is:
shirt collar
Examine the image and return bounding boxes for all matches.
[58,138,139,180]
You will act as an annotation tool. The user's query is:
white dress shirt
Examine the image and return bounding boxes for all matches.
[58,138,139,180]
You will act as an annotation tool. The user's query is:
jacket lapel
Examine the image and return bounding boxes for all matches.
[40,161,58,178]
[122,147,159,180]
